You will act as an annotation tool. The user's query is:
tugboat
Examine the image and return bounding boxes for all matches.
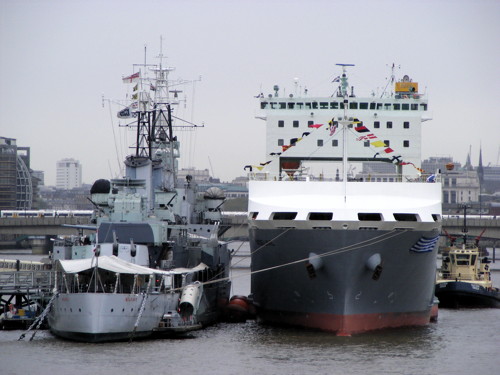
[435,206,500,308]
[46,45,232,342]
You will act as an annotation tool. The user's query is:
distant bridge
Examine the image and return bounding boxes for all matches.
[0,217,95,236]
[0,213,499,247]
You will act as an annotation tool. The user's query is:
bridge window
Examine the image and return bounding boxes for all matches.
[272,212,297,220]
[360,102,368,109]
[370,103,376,110]
[320,102,329,109]
[330,102,339,109]
[402,103,409,110]
[249,212,258,220]
[393,103,400,110]
[358,213,383,221]
[350,102,358,109]
[455,254,470,266]
[420,103,428,110]
[288,102,295,109]
[279,102,286,109]
[261,102,268,109]
[432,214,441,222]
[411,103,418,110]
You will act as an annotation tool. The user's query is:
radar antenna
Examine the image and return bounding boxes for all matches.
[335,64,355,98]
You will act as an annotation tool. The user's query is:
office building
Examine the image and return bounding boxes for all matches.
[56,158,82,190]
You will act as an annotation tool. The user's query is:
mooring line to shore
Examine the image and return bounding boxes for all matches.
[203,228,409,289]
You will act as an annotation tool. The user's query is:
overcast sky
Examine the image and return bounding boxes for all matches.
[1,0,499,186]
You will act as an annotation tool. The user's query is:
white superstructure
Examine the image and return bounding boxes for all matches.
[255,65,430,178]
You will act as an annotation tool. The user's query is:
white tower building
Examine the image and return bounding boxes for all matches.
[56,158,82,189]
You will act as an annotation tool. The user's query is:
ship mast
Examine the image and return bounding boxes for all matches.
[336,63,354,202]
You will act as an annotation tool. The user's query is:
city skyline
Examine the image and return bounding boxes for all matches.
[1,0,499,186]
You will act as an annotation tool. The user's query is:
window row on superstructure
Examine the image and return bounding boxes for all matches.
[277,120,412,129]
[277,139,411,148]
[261,100,427,111]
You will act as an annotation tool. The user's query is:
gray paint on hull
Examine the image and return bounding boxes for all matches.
[250,228,439,317]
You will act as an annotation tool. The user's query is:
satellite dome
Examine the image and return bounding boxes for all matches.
[90,179,111,194]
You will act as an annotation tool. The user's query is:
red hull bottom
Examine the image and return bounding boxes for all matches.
[257,308,434,336]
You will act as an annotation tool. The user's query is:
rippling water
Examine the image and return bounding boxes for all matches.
[1,250,499,375]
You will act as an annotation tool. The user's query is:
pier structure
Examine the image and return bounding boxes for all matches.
[0,265,54,329]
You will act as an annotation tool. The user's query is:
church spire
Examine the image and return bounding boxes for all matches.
[477,143,484,188]
[465,145,473,171]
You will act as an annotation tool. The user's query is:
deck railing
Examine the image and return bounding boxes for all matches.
[0,270,55,292]
[248,171,440,183]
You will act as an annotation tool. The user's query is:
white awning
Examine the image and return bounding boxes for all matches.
[56,255,208,276]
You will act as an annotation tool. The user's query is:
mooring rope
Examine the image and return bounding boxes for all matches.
[201,228,409,288]
[18,291,59,341]
[129,277,152,342]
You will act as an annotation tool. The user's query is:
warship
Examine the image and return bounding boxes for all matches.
[48,47,232,342]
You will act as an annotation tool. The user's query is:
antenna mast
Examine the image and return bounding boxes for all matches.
[336,64,355,202]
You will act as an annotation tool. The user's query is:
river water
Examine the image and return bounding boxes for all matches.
[1,248,499,375]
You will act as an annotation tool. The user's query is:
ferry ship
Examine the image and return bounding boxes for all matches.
[247,64,442,335]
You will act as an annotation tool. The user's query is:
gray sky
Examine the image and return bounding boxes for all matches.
[1,0,499,186]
